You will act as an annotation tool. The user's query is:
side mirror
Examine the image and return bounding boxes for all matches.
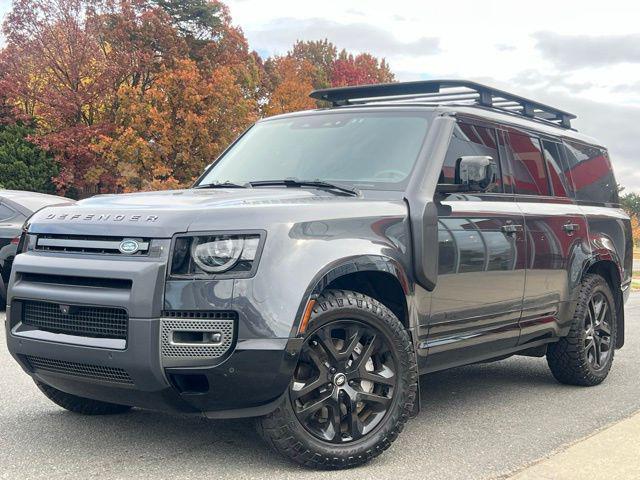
[456,155,496,191]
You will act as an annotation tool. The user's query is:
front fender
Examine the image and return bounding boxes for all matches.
[230,212,412,340]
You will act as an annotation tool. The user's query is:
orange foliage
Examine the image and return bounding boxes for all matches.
[631,215,640,247]
[264,57,316,116]
[94,60,257,191]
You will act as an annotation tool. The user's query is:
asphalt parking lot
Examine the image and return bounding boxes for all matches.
[1,295,639,480]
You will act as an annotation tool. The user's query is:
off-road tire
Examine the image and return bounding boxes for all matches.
[35,380,132,415]
[546,274,616,386]
[257,289,418,469]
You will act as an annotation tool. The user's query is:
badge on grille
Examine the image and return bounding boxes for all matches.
[59,304,71,315]
[119,239,140,254]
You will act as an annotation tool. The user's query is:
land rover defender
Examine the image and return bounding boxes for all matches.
[5,80,632,469]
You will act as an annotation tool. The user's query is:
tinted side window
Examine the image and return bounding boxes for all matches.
[0,204,16,222]
[563,141,618,204]
[440,123,502,193]
[541,140,571,198]
[506,132,550,196]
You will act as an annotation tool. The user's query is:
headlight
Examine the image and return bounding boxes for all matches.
[191,236,244,273]
[170,233,264,278]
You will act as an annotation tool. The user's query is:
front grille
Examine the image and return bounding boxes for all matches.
[161,312,236,359]
[25,355,133,384]
[35,234,150,255]
[22,301,128,340]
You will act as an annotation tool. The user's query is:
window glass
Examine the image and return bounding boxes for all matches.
[0,204,16,222]
[563,141,618,204]
[199,112,433,191]
[507,132,550,196]
[541,140,570,198]
[497,131,514,192]
[439,123,502,193]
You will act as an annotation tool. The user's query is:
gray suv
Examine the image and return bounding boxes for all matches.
[5,80,632,469]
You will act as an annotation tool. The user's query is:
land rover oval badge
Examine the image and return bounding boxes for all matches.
[119,239,140,254]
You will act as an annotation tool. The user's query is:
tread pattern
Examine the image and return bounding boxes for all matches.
[546,274,616,386]
[35,380,132,415]
[257,289,417,469]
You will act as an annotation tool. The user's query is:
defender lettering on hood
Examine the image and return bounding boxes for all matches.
[45,213,159,222]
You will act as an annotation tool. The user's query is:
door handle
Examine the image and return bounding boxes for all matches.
[562,223,580,235]
[501,224,523,235]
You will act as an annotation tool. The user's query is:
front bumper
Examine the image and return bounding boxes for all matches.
[5,250,301,417]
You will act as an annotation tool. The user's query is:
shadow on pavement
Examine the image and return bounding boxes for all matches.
[5,357,559,474]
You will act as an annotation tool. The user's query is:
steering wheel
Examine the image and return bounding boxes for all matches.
[373,169,406,180]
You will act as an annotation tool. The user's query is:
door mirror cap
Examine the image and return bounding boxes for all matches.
[457,155,497,191]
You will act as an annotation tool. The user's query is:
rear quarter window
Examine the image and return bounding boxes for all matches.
[563,141,618,205]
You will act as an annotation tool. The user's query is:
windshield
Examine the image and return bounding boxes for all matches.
[197,111,433,191]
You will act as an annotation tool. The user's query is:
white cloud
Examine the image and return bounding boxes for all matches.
[534,31,640,68]
[248,17,440,57]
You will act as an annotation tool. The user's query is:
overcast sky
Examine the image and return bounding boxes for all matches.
[2,0,639,191]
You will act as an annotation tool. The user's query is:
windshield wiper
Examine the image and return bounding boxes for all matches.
[248,179,360,197]
[194,181,249,189]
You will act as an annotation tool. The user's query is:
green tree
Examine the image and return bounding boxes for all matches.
[0,122,58,193]
[620,191,640,218]
[149,0,223,40]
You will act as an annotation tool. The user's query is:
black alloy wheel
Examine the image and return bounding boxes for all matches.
[290,320,397,443]
[257,290,417,469]
[583,291,613,370]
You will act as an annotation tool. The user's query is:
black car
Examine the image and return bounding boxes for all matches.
[0,190,73,305]
[5,81,632,469]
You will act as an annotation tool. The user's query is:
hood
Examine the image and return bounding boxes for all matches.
[27,187,403,238]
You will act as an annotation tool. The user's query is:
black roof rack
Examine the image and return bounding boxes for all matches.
[309,79,576,129]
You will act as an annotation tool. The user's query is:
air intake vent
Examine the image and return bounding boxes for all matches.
[25,355,133,384]
[22,301,128,340]
[162,310,236,320]
[161,312,236,360]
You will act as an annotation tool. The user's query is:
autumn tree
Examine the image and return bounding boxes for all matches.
[290,39,337,90]
[264,56,316,116]
[95,59,257,191]
[331,50,395,87]
[267,40,395,112]
[1,0,128,194]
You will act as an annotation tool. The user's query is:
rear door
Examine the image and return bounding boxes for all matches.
[424,121,526,370]
[503,129,590,345]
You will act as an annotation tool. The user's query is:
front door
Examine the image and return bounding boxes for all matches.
[423,121,526,371]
